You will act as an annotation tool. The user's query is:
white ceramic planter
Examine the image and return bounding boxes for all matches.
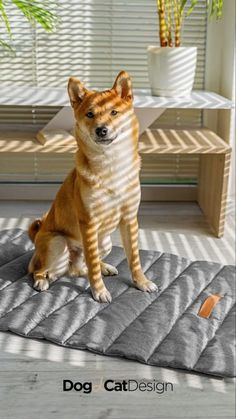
[147,46,197,97]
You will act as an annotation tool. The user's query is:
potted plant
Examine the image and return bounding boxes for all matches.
[147,0,224,97]
[0,0,57,54]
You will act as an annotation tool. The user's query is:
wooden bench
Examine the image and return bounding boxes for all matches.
[140,128,231,237]
[0,127,231,237]
[0,87,233,236]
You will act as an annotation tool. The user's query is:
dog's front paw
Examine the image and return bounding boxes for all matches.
[101,262,118,276]
[135,279,158,293]
[33,278,50,292]
[91,286,112,303]
[133,270,158,293]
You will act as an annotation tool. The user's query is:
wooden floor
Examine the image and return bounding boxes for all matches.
[0,200,235,419]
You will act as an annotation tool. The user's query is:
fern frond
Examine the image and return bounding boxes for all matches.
[0,0,12,35]
[11,0,58,32]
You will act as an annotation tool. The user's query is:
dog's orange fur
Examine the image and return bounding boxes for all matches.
[28,71,158,302]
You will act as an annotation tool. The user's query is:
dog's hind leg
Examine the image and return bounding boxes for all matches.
[68,244,88,277]
[30,233,70,291]
[98,235,118,276]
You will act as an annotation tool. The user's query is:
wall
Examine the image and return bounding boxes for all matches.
[205,0,235,203]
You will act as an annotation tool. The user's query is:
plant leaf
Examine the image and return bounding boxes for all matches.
[0,38,15,55]
[216,0,223,18]
[0,0,12,36]
[210,0,216,17]
[186,0,198,16]
[180,0,188,12]
[208,0,223,19]
[11,0,58,32]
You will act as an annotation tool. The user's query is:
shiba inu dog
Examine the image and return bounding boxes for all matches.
[28,71,158,303]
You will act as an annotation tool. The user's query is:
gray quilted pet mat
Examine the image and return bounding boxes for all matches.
[0,229,235,378]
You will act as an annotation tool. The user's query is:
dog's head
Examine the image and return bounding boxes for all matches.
[68,71,138,151]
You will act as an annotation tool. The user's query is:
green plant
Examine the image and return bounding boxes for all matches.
[157,0,224,47]
[0,0,58,53]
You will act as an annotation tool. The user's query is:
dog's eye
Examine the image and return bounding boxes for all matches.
[86,111,94,118]
[111,110,117,116]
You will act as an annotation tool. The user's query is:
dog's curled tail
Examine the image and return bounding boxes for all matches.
[28,219,42,243]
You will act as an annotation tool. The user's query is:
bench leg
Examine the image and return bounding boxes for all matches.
[198,152,231,237]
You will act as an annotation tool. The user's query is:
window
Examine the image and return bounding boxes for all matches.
[0,0,207,186]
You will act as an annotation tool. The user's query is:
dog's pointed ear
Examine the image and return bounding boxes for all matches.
[112,71,133,101]
[68,77,88,108]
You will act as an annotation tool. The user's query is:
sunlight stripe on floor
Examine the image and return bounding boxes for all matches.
[0,218,19,230]
[164,232,180,255]
[135,364,154,380]
[3,334,24,355]
[186,373,203,390]
[151,230,165,253]
[221,236,235,262]
[139,228,149,250]
[204,237,228,265]
[69,348,86,367]
[24,339,44,359]
[178,233,196,260]
[224,220,235,242]
[47,343,65,362]
[159,367,179,385]
[209,378,227,393]
[191,234,209,260]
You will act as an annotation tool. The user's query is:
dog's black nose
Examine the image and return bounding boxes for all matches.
[96,126,108,138]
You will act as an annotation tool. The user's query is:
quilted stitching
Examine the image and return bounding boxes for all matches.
[28,253,130,336]
[0,229,235,378]
[62,253,164,344]
[146,266,226,362]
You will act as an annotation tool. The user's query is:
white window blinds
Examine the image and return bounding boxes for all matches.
[0,0,207,89]
[0,0,207,185]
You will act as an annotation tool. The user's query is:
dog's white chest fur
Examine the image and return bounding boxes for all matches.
[83,142,140,230]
